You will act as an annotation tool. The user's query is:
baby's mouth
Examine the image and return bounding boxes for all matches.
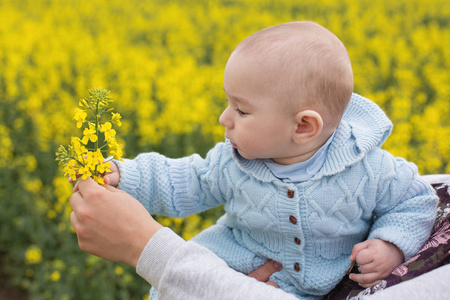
[230,140,238,148]
[226,136,238,148]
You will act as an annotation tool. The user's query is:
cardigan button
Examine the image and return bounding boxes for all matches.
[287,190,295,198]
[289,215,297,224]
[294,263,300,272]
[294,237,301,245]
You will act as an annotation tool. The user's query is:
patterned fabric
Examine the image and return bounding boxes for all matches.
[326,180,450,300]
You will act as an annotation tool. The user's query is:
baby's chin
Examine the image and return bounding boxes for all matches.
[235,149,258,160]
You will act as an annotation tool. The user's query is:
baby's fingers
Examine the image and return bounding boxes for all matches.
[350,240,370,261]
[355,249,374,266]
[103,162,120,186]
[103,172,120,186]
[349,272,382,288]
[68,172,82,183]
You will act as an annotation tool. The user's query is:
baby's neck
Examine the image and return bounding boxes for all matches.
[273,151,317,165]
[272,131,335,165]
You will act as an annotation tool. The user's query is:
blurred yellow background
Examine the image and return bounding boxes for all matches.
[0,0,448,299]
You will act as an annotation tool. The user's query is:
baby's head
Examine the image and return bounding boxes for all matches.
[221,21,353,164]
[229,21,352,129]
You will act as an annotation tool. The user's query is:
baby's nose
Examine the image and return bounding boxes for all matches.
[219,107,233,129]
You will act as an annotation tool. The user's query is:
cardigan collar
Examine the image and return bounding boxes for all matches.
[227,93,393,182]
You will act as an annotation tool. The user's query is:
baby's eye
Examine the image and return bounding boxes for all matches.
[236,108,248,116]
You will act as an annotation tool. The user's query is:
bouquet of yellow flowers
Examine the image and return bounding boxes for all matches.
[55,88,124,184]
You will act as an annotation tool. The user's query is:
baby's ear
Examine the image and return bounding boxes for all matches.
[292,110,323,144]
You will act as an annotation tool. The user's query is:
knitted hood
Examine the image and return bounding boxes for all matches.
[229,93,393,182]
[320,93,393,177]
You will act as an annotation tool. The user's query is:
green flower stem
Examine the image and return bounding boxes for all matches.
[94,99,100,176]
[95,100,99,153]
[71,156,85,167]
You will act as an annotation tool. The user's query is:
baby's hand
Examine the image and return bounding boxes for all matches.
[103,161,120,187]
[349,239,404,288]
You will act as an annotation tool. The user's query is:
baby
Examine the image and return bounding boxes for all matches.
[104,21,438,299]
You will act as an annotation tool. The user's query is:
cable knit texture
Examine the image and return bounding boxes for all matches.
[116,93,438,299]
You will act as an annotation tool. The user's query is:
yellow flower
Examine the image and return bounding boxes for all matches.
[173,218,183,227]
[25,245,42,265]
[92,175,105,184]
[85,150,99,168]
[109,140,124,161]
[78,165,92,180]
[97,161,111,174]
[57,89,124,184]
[50,270,61,282]
[63,159,78,180]
[73,108,87,128]
[114,266,124,275]
[70,137,88,158]
[100,122,116,141]
[47,210,57,219]
[81,124,98,145]
[79,99,88,107]
[160,217,172,227]
[111,112,122,127]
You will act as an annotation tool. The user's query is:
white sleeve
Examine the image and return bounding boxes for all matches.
[136,227,298,300]
[361,264,450,300]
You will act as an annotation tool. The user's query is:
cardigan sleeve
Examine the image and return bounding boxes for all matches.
[368,152,439,260]
[115,142,231,218]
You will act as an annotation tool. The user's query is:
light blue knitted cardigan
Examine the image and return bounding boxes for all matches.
[117,94,438,298]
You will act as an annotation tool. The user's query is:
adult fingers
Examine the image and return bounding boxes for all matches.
[265,281,279,288]
[73,180,80,192]
[69,189,83,211]
[102,184,126,194]
[76,177,103,196]
[248,260,282,282]
[69,211,79,231]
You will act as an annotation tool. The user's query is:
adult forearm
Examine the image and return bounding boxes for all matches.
[137,228,298,300]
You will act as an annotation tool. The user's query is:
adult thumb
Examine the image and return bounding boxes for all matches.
[75,177,98,193]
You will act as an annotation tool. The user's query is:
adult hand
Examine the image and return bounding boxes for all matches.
[248,260,282,288]
[349,239,404,288]
[70,177,163,267]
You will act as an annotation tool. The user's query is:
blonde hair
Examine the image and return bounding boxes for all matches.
[233,21,353,128]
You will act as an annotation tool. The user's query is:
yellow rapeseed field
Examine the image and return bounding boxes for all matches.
[0,0,448,299]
